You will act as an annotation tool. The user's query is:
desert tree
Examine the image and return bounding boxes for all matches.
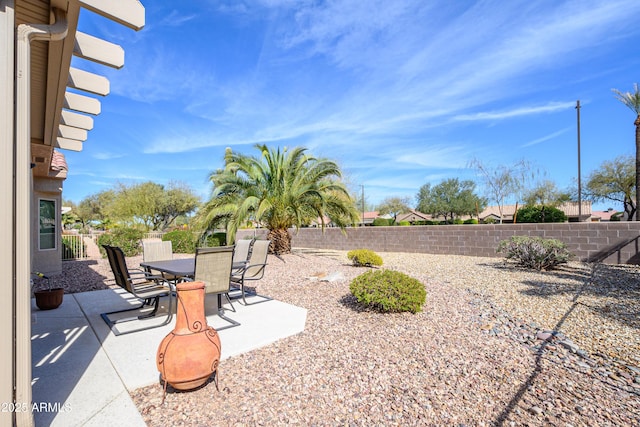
[376,196,412,223]
[469,158,532,223]
[416,178,486,222]
[584,155,635,220]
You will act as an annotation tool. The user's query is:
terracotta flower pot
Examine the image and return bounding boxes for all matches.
[156,281,221,392]
[34,288,64,310]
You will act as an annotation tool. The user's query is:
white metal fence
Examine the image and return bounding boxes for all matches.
[144,232,164,240]
[61,234,89,260]
[61,232,167,260]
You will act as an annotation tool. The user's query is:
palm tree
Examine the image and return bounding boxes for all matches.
[196,144,360,254]
[612,83,640,220]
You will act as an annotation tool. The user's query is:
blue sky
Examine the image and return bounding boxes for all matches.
[63,0,640,212]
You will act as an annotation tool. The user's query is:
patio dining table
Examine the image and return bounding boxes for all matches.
[140,258,195,279]
[140,258,247,279]
[140,258,245,316]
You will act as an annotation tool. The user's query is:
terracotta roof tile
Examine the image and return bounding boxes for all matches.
[50,150,68,172]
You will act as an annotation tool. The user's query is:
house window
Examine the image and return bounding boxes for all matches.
[39,199,57,250]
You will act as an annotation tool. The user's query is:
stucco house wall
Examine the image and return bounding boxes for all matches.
[32,176,64,275]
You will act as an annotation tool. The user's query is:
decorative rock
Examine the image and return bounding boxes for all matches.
[559,340,579,353]
[529,406,543,416]
[320,272,344,282]
[536,331,553,341]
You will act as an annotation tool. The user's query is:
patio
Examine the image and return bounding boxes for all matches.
[31,289,306,426]
[27,250,640,426]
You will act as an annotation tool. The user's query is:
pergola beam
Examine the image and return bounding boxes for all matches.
[67,67,109,96]
[64,91,100,115]
[74,31,124,69]
[80,0,145,30]
[55,137,83,152]
[58,124,87,141]
[60,109,93,130]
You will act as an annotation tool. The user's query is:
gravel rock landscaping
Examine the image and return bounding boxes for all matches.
[51,248,640,426]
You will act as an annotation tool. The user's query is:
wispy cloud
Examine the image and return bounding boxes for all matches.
[453,102,576,122]
[92,152,125,160]
[394,146,468,169]
[521,127,573,148]
[65,0,640,207]
[139,0,640,156]
[159,11,197,27]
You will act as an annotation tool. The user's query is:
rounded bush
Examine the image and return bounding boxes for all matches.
[97,228,145,257]
[372,217,394,226]
[464,218,478,224]
[347,249,383,267]
[163,230,196,253]
[516,205,567,223]
[350,270,426,313]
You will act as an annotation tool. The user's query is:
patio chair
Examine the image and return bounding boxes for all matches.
[231,238,254,274]
[142,239,177,281]
[230,239,272,305]
[192,246,240,330]
[101,245,175,335]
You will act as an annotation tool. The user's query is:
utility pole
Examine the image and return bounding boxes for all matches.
[576,100,582,219]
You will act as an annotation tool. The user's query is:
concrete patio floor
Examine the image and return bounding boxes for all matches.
[31,289,307,426]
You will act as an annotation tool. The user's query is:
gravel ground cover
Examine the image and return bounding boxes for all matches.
[50,249,640,426]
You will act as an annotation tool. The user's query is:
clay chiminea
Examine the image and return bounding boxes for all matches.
[156,281,221,397]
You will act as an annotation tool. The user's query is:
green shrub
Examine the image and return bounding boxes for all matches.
[350,270,426,313]
[610,212,623,221]
[347,249,383,267]
[398,221,411,226]
[414,220,438,225]
[202,232,226,247]
[497,236,572,270]
[97,228,145,257]
[453,218,464,224]
[464,218,478,224]
[516,205,567,223]
[483,217,497,224]
[163,230,197,253]
[372,217,394,226]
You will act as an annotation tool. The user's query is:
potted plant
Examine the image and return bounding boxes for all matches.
[32,272,64,310]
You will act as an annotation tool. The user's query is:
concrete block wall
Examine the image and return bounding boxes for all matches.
[239,223,640,264]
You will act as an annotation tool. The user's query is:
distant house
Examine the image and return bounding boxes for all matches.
[558,201,593,222]
[479,205,517,223]
[310,215,336,227]
[309,211,381,227]
[396,210,432,224]
[590,208,619,222]
[479,201,593,223]
[360,211,381,226]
